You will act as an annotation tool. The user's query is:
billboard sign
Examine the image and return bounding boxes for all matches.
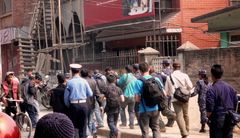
[84,0,155,29]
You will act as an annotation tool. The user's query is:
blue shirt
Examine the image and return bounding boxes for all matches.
[117,73,137,97]
[64,76,93,107]
[206,80,237,117]
[134,75,163,113]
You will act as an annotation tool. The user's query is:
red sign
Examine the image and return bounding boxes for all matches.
[84,0,155,29]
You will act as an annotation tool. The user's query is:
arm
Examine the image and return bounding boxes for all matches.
[206,88,215,118]
[94,81,103,107]
[191,81,200,97]
[185,75,193,91]
[120,95,125,102]
[134,80,142,103]
[85,81,93,97]
[164,77,174,96]
[64,87,70,107]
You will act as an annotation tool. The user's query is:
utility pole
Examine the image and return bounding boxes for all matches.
[58,0,64,73]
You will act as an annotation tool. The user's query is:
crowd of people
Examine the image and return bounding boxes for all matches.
[0,60,238,138]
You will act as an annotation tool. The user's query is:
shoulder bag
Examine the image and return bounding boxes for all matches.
[170,75,190,103]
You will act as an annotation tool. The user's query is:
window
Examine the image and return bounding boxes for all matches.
[230,0,240,6]
[2,0,12,14]
[229,32,240,45]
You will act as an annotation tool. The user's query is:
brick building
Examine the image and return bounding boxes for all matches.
[0,0,38,81]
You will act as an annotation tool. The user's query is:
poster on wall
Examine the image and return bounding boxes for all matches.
[84,0,154,30]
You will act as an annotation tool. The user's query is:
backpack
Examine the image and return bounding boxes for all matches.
[105,85,120,108]
[94,74,106,94]
[139,77,166,107]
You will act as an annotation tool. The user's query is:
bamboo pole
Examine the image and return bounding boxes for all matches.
[58,0,64,73]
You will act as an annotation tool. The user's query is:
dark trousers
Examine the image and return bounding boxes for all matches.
[209,115,234,138]
[120,96,135,126]
[5,101,17,116]
[69,103,89,138]
[20,102,38,128]
[139,111,161,138]
[107,112,119,138]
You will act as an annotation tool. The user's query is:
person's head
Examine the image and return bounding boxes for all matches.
[105,66,112,75]
[26,69,33,77]
[132,64,139,73]
[70,64,82,75]
[211,64,223,81]
[107,74,116,84]
[149,66,155,74]
[198,69,207,79]
[0,112,21,138]
[80,68,89,78]
[5,71,14,83]
[34,113,74,138]
[172,60,181,70]
[139,62,150,74]
[64,73,71,81]
[57,74,65,84]
[34,74,42,84]
[162,59,170,68]
[94,70,100,75]
[125,65,132,73]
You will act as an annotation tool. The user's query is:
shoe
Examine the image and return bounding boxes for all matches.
[199,128,206,133]
[119,123,127,127]
[182,135,187,138]
[165,119,174,127]
[160,128,166,132]
[93,133,97,138]
[129,125,134,129]
[199,123,206,133]
[96,125,104,129]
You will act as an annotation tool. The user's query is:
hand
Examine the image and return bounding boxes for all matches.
[100,107,104,113]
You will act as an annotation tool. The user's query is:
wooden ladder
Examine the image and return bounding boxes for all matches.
[18,38,36,73]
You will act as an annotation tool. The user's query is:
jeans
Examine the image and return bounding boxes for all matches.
[120,96,135,126]
[94,101,104,126]
[173,101,189,137]
[209,114,234,138]
[107,112,119,138]
[88,109,97,136]
[139,111,161,138]
[20,102,39,128]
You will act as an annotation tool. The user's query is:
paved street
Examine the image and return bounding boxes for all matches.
[23,96,240,138]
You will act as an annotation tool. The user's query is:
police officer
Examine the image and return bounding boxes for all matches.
[64,64,93,138]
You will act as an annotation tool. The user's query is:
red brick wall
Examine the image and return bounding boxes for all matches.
[179,0,229,48]
[12,0,38,27]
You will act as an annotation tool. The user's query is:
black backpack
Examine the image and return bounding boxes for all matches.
[94,75,106,94]
[105,86,120,108]
[139,77,166,107]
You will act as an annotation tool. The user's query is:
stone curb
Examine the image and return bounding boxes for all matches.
[97,128,141,138]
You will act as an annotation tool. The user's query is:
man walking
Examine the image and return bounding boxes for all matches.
[134,62,161,138]
[165,61,193,138]
[64,64,93,138]
[118,65,137,129]
[206,64,238,138]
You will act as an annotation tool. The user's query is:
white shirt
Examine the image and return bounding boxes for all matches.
[165,70,193,102]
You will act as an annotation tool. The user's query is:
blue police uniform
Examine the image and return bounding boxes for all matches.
[64,64,93,138]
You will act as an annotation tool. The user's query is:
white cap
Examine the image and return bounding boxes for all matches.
[69,64,82,69]
[6,71,14,76]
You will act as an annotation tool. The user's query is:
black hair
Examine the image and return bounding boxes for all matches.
[57,74,65,84]
[211,64,223,79]
[71,68,80,74]
[107,74,116,83]
[125,65,132,73]
[105,67,112,72]
[132,64,139,71]
[35,74,42,81]
[80,68,89,77]
[139,62,149,73]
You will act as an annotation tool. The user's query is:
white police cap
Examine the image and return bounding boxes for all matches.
[69,64,82,69]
